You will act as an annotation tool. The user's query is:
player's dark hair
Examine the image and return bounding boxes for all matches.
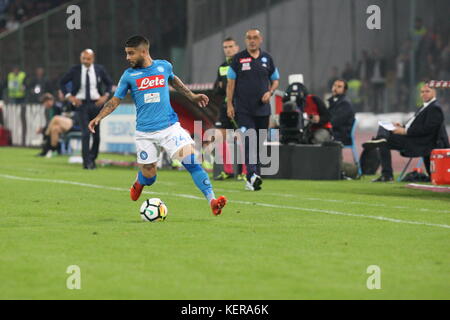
[125,35,150,49]
[223,37,236,43]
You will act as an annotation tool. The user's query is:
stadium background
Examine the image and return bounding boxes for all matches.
[0,0,449,107]
[0,0,449,301]
[0,0,449,152]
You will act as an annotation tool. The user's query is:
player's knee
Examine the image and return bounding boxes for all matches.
[175,144,195,160]
[142,163,157,177]
[49,126,57,134]
[138,170,157,186]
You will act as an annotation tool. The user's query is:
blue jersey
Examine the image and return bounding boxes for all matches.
[227,50,279,117]
[114,60,179,132]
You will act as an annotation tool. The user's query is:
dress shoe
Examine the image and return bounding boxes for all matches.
[372,175,394,183]
[84,162,96,170]
[362,138,387,150]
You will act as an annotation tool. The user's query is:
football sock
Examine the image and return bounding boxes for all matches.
[138,171,157,186]
[218,142,233,175]
[182,154,215,202]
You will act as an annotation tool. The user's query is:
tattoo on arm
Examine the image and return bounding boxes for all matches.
[170,76,194,101]
[97,97,121,120]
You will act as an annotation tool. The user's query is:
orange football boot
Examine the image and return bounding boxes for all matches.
[130,180,144,201]
[210,196,227,216]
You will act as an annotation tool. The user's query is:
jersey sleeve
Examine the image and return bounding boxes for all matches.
[269,56,280,81]
[114,72,130,99]
[271,68,280,81]
[227,66,237,80]
[166,61,175,80]
[227,56,239,80]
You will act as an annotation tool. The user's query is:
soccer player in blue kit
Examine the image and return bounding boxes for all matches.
[88,36,227,216]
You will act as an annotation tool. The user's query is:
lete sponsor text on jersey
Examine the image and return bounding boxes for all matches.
[240,58,252,64]
[136,75,166,90]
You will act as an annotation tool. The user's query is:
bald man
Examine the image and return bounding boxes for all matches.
[60,49,113,169]
[363,83,447,182]
[226,29,280,191]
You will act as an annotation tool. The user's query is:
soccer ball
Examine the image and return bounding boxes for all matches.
[140,198,168,222]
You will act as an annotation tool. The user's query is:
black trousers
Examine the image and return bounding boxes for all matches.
[376,127,431,177]
[78,101,101,167]
[236,114,270,180]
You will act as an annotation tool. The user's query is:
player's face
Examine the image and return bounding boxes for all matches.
[223,41,238,58]
[245,31,262,52]
[332,81,346,96]
[420,85,435,103]
[125,47,146,69]
[80,52,94,67]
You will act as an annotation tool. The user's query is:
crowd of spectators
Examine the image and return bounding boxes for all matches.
[0,66,57,104]
[325,18,450,117]
[0,0,69,33]
[0,4,448,121]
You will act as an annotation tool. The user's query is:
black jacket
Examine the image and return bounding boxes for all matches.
[328,95,355,145]
[43,102,63,132]
[214,58,233,101]
[27,77,53,103]
[403,100,446,156]
[59,64,113,98]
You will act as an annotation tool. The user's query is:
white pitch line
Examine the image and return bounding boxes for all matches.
[1,174,449,230]
[214,187,450,214]
[232,200,450,230]
[15,168,450,214]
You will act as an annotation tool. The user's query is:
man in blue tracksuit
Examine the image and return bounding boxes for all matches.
[226,29,280,191]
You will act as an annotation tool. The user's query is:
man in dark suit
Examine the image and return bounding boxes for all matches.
[60,49,113,169]
[328,79,355,146]
[363,83,446,182]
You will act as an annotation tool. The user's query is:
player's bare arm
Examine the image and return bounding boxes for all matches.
[169,75,209,108]
[88,96,122,133]
[226,78,236,119]
[95,93,110,107]
[262,80,279,104]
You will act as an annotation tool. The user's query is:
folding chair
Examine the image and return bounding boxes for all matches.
[343,119,362,176]
[397,123,447,181]
[60,130,82,155]
[398,150,425,182]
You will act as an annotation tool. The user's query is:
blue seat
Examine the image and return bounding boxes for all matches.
[60,130,82,155]
[343,119,362,176]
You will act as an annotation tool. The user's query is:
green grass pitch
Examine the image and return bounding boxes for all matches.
[0,147,449,299]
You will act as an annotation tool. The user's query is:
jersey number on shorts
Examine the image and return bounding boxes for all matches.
[173,135,187,147]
